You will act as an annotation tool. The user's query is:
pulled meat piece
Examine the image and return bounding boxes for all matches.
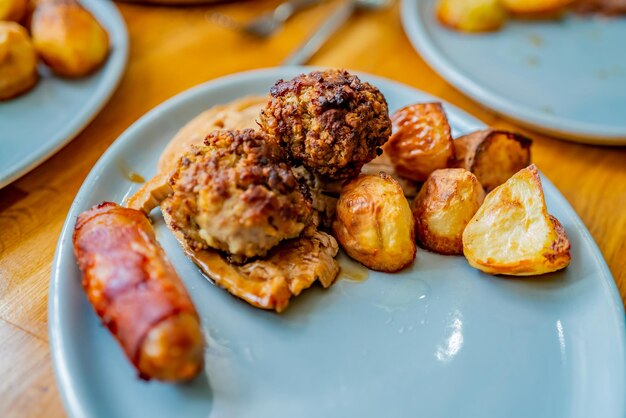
[163,210,340,312]
[162,129,312,259]
[259,69,392,181]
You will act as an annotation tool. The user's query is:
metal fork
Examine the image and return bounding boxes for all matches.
[209,0,324,38]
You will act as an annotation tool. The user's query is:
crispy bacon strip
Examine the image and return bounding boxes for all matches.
[72,202,204,381]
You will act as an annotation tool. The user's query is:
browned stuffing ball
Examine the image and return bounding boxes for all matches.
[162,129,312,259]
[259,69,392,181]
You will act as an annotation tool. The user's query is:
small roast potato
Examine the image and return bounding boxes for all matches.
[454,129,532,192]
[385,103,455,182]
[463,164,571,276]
[0,0,27,21]
[413,168,485,255]
[333,173,416,272]
[436,0,507,32]
[500,0,572,16]
[0,22,38,100]
[31,0,109,77]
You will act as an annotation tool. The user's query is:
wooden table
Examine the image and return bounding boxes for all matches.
[1,0,625,415]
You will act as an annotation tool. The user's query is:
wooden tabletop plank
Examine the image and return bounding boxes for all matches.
[0,1,624,417]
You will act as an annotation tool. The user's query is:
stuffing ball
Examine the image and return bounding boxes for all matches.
[162,129,312,260]
[259,69,392,181]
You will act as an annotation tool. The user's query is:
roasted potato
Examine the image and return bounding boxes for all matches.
[413,168,485,255]
[333,173,416,272]
[31,0,109,77]
[500,0,573,16]
[0,22,38,100]
[436,0,507,32]
[385,103,456,182]
[462,164,571,276]
[0,0,27,21]
[454,129,532,192]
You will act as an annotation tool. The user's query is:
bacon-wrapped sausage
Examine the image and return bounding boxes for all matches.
[72,202,204,381]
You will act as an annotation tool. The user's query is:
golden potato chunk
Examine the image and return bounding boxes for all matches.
[436,0,507,32]
[31,0,109,77]
[0,0,27,21]
[333,173,416,272]
[463,164,571,276]
[454,129,532,192]
[0,22,38,100]
[413,168,485,255]
[500,0,573,16]
[385,103,455,182]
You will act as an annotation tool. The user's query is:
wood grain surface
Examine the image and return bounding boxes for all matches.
[0,0,625,416]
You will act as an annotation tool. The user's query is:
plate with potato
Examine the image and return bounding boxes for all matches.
[50,67,625,418]
[0,0,127,188]
[401,0,626,144]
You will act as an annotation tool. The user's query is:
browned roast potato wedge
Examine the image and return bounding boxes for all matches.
[413,168,485,255]
[31,0,109,77]
[500,0,572,16]
[462,164,571,276]
[333,173,416,272]
[436,0,507,32]
[453,129,532,192]
[385,103,456,182]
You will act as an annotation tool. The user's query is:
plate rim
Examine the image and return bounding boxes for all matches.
[0,0,129,189]
[401,0,626,145]
[49,66,626,418]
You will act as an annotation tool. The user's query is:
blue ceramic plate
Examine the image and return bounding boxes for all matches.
[0,0,128,188]
[402,0,626,145]
[50,68,626,418]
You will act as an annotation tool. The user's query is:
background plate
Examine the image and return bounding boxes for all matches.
[401,0,626,145]
[50,68,626,418]
[0,0,128,188]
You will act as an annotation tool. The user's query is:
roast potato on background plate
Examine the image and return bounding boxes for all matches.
[31,0,109,77]
[436,0,507,32]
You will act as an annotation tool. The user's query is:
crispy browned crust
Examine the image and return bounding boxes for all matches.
[413,168,485,255]
[72,202,203,381]
[454,129,532,191]
[545,215,571,264]
[163,129,312,258]
[259,69,391,181]
[385,102,455,182]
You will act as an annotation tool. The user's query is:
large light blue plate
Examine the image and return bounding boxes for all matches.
[402,0,626,145]
[50,68,626,418]
[0,0,128,188]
